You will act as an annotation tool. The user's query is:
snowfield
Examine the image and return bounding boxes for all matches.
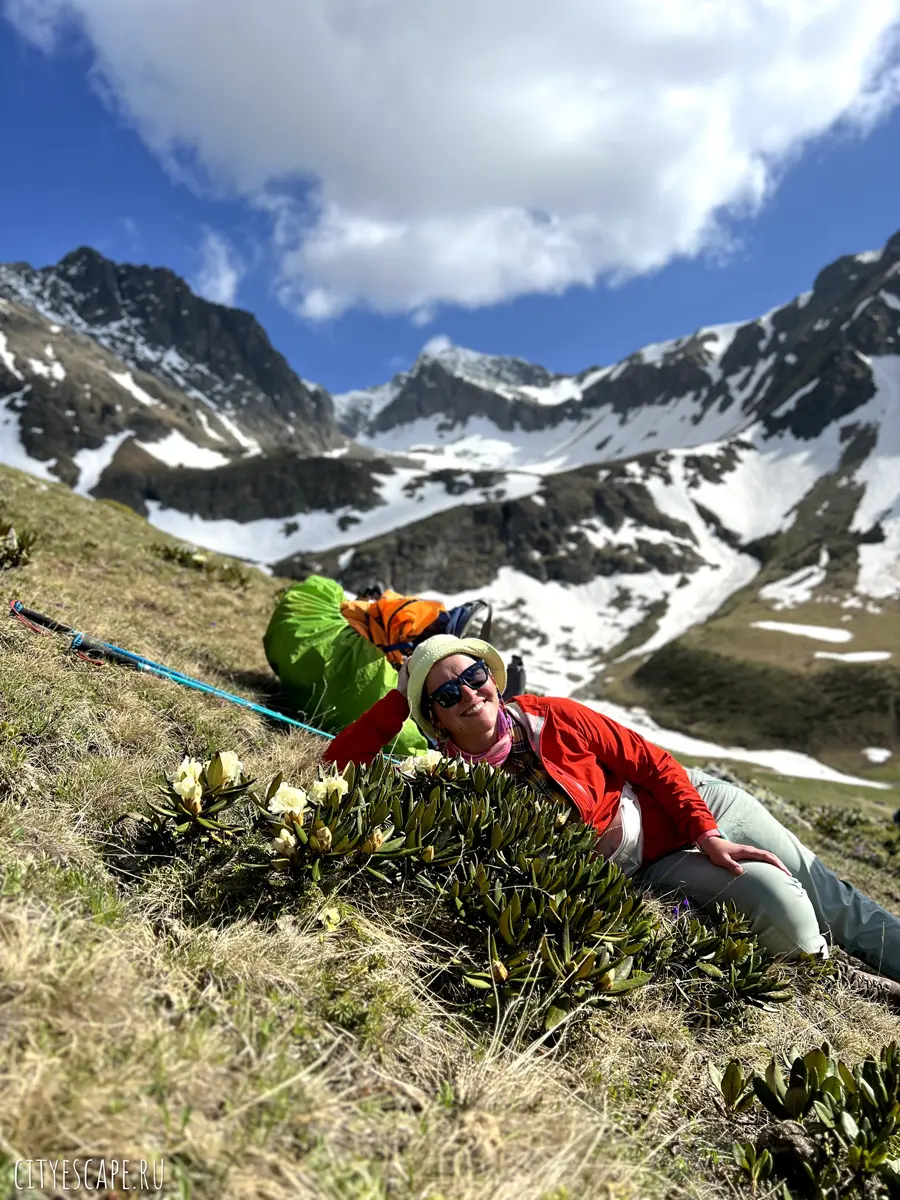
[584,698,890,789]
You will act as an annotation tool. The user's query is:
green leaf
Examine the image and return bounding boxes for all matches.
[731,1142,750,1171]
[813,1100,835,1128]
[696,962,725,980]
[604,971,651,994]
[753,1076,787,1118]
[463,975,494,990]
[838,1110,860,1143]
[722,1060,746,1109]
[756,1149,772,1181]
[206,752,224,792]
[544,1004,569,1032]
[804,1047,829,1087]
[766,1058,787,1101]
[783,1084,810,1119]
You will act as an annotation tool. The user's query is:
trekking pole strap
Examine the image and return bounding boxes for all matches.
[10,600,77,635]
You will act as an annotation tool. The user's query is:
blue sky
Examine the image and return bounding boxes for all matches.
[2,3,899,396]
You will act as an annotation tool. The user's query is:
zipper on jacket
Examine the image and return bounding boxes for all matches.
[509,701,593,822]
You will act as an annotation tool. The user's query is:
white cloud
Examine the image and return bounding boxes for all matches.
[6,0,900,318]
[192,228,242,307]
[421,335,452,357]
[3,0,61,51]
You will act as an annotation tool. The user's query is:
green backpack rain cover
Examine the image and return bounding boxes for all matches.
[263,574,428,756]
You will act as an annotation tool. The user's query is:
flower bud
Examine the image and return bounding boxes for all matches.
[309,821,333,853]
[183,789,203,817]
[361,828,385,855]
[271,828,297,857]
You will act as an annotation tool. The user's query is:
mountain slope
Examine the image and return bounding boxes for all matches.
[2,235,899,770]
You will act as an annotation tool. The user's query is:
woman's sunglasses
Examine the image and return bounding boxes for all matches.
[426,659,490,710]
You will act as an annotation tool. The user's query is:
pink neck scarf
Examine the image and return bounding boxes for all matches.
[443,704,513,767]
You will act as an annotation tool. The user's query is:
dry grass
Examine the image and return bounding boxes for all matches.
[2,461,899,1199]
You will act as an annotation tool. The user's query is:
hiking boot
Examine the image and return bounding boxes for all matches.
[847,966,900,1009]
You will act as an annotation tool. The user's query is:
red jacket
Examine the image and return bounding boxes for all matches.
[323,691,718,867]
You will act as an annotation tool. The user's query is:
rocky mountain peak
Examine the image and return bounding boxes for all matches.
[0,247,342,454]
[415,337,557,390]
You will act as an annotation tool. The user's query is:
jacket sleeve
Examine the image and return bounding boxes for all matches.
[322,689,412,769]
[565,701,719,845]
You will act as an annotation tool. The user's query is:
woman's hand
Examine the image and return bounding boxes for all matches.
[396,657,411,697]
[700,835,791,877]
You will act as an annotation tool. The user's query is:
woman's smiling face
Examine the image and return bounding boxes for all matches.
[425,653,500,749]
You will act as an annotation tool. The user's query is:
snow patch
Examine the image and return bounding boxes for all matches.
[862,748,893,764]
[0,385,57,480]
[769,378,819,420]
[110,370,160,407]
[137,430,230,470]
[72,431,132,495]
[618,453,760,659]
[144,467,542,563]
[27,356,66,382]
[196,408,226,443]
[333,379,401,426]
[213,409,262,456]
[813,650,892,663]
[758,548,828,610]
[0,331,23,381]
[517,377,583,405]
[850,356,900,598]
[751,620,853,643]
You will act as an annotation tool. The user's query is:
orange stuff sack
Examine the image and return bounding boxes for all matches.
[340,591,447,666]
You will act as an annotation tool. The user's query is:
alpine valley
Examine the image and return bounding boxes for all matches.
[2,237,899,780]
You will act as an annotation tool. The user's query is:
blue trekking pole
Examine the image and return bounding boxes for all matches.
[9,600,336,742]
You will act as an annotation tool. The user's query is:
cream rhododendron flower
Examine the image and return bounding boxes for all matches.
[398,749,445,775]
[268,783,308,817]
[310,776,350,803]
[173,774,204,804]
[173,757,203,788]
[271,828,297,856]
[217,751,243,784]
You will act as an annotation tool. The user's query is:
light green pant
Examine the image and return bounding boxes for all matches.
[636,769,900,980]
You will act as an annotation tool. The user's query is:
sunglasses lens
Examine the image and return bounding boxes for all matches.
[461,661,489,688]
[429,660,489,709]
[431,683,461,709]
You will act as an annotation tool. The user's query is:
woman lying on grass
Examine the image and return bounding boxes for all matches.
[325,634,900,1004]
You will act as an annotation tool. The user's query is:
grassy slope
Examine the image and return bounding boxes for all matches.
[3,461,900,1199]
